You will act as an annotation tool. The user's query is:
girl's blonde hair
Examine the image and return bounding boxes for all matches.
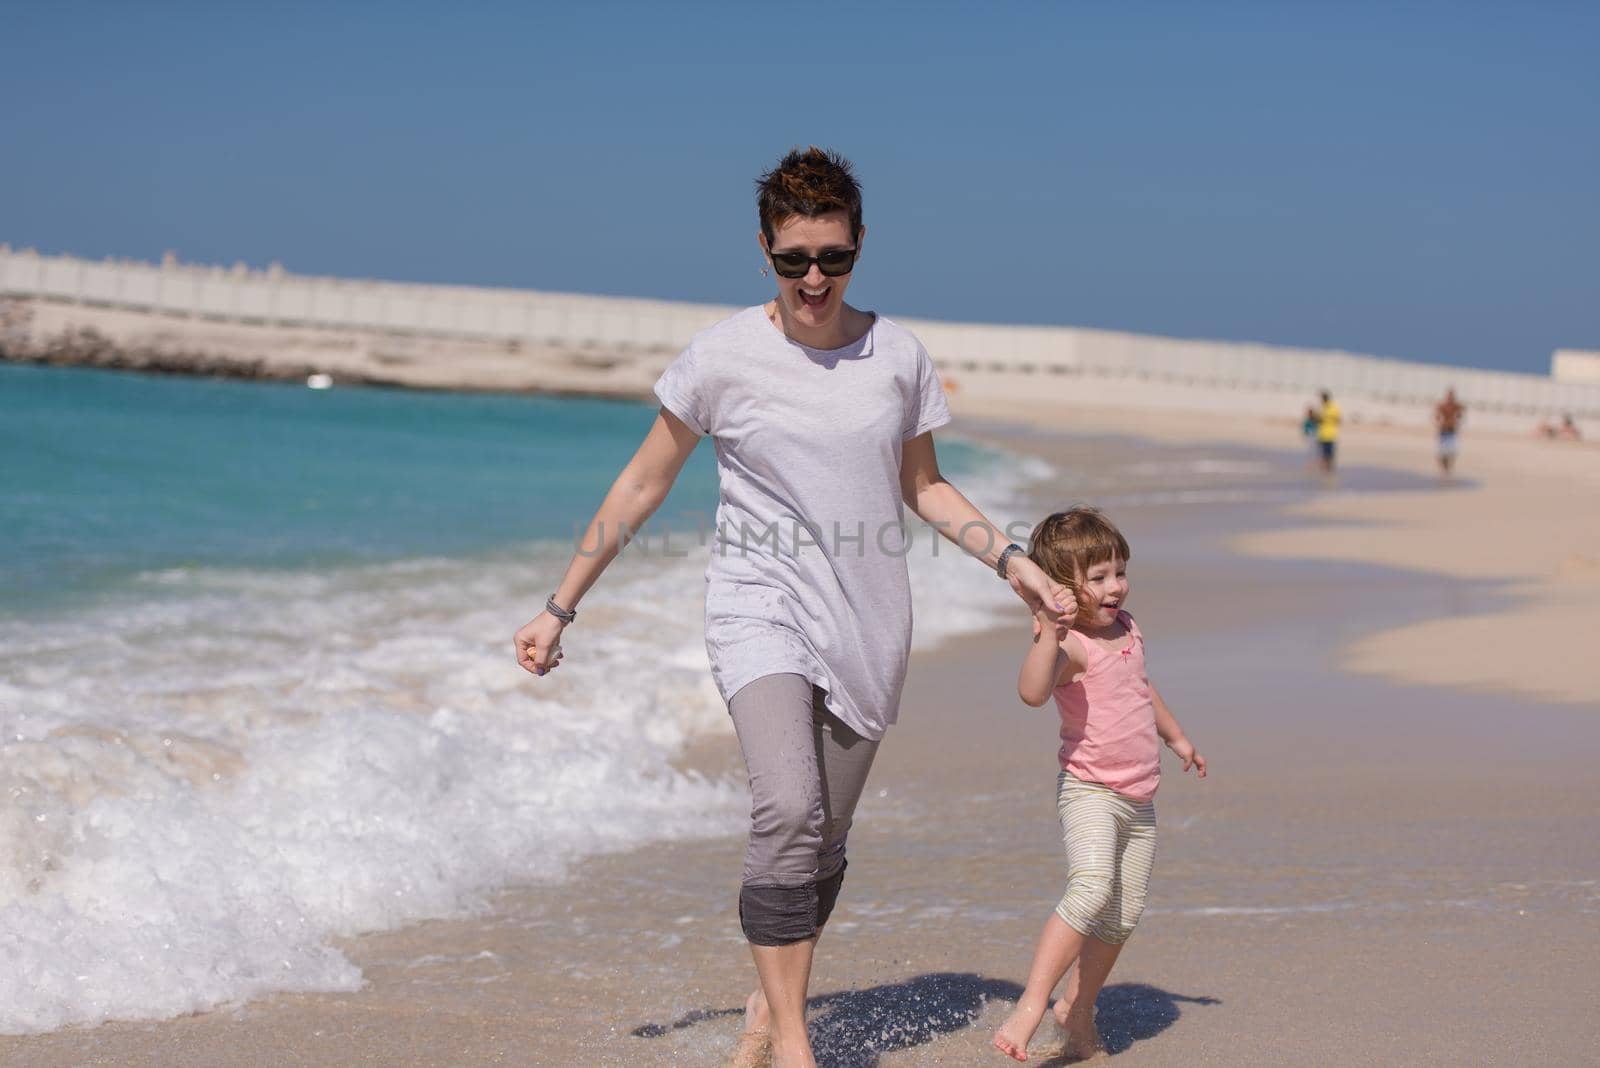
[1026,506,1131,595]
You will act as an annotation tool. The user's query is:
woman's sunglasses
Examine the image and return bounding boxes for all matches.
[768,248,858,279]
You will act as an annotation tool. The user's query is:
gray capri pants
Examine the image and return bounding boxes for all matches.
[729,673,880,946]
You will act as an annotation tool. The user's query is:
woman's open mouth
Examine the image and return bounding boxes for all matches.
[798,285,830,309]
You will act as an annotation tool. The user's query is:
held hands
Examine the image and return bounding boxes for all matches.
[1167,736,1207,778]
[1031,604,1073,645]
[1008,554,1076,629]
[514,611,567,677]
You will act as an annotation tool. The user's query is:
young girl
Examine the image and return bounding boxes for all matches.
[994,507,1207,1062]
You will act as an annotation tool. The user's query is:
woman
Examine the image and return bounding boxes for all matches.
[515,147,1068,1068]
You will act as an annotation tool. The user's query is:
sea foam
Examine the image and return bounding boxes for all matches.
[0,442,1045,1033]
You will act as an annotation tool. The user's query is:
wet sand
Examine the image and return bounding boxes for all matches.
[5,414,1598,1065]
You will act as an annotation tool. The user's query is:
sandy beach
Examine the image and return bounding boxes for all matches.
[3,402,1596,1066]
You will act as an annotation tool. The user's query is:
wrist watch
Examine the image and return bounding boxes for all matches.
[995,543,1024,580]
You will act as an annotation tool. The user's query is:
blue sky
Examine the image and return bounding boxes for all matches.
[2,2,1595,373]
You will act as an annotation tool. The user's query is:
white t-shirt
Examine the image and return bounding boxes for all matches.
[653,305,952,740]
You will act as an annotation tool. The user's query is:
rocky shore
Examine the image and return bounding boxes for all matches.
[0,321,353,386]
[0,296,667,397]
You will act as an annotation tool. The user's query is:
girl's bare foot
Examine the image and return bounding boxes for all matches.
[1054,1009,1105,1063]
[992,1004,1045,1062]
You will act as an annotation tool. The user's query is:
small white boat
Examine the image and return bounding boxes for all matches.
[306,373,333,390]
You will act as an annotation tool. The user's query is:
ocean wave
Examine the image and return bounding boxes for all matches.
[0,439,1043,1034]
[0,542,739,1033]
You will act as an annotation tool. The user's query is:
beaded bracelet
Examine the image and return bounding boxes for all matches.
[995,543,1024,580]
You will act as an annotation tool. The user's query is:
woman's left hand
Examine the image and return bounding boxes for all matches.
[1006,555,1075,626]
[514,611,568,677]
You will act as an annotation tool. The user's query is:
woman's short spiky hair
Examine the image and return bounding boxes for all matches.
[1027,506,1131,592]
[756,146,863,244]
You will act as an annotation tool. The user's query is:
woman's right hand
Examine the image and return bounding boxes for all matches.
[514,611,567,677]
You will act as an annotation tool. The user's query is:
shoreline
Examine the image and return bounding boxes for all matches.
[0,337,663,400]
[11,343,1598,445]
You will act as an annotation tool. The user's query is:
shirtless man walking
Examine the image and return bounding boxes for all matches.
[1434,388,1465,477]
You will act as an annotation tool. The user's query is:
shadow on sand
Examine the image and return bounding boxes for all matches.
[631,972,1018,1063]
[806,972,1023,1066]
[632,973,1217,1065]
[1033,983,1221,1066]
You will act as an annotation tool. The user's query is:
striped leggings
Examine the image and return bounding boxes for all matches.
[1055,771,1157,945]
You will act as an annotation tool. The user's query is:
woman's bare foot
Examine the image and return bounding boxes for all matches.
[769,1034,818,1068]
[725,990,773,1068]
[726,1029,772,1068]
[992,1003,1046,1062]
[744,989,772,1033]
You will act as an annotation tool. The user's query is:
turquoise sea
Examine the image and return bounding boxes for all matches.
[3,364,726,609]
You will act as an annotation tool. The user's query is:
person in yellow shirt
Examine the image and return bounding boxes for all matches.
[1316,390,1341,474]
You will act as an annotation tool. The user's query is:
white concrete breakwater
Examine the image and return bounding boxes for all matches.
[3,245,1596,432]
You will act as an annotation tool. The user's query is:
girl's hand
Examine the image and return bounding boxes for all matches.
[1008,555,1075,626]
[1168,737,1207,778]
[1032,605,1072,644]
[514,611,568,677]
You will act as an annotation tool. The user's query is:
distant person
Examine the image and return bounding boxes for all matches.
[1315,389,1341,474]
[1433,389,1465,475]
[993,508,1206,1063]
[1301,405,1319,455]
[1538,414,1584,441]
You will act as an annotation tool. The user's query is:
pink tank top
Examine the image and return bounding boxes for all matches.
[1053,611,1161,801]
